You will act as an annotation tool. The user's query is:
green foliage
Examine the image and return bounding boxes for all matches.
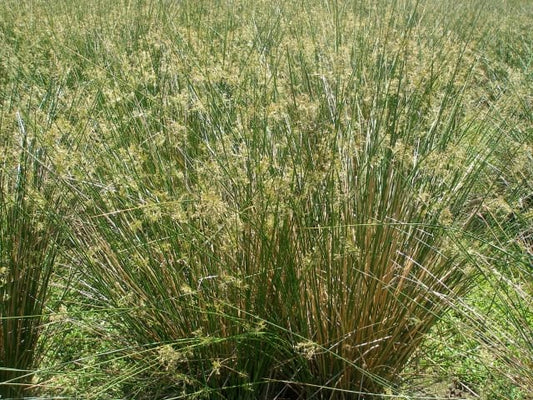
[0,113,63,398]
[0,0,531,398]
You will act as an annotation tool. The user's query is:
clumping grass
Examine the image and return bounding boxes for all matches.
[0,111,63,398]
[0,0,532,399]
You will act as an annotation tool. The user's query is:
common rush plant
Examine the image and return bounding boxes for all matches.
[0,0,531,398]
[0,112,63,398]
[63,0,505,398]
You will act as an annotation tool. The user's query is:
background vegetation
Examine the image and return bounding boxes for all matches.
[0,0,531,398]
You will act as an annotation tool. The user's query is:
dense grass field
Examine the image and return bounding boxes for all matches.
[1,0,532,398]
